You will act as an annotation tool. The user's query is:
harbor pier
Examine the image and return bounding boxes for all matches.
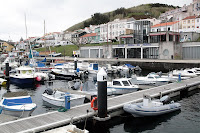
[37,57,200,71]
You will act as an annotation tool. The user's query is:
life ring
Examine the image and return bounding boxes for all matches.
[91,97,98,111]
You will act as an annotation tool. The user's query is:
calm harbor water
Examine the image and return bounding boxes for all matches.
[79,90,200,133]
[0,71,200,133]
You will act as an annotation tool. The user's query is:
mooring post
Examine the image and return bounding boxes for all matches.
[19,58,22,65]
[5,63,9,78]
[74,57,77,70]
[178,73,181,82]
[65,93,70,109]
[97,68,107,118]
[5,63,10,91]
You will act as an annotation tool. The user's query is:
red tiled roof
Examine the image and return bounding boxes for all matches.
[183,16,196,20]
[80,33,97,37]
[151,21,179,28]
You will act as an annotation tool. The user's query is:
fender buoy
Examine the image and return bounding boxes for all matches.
[91,97,98,111]
[36,76,42,81]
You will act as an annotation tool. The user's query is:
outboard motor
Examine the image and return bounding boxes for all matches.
[44,88,53,95]
[160,95,170,104]
[68,81,75,90]
[74,81,81,90]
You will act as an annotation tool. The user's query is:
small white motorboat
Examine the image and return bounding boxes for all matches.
[87,63,99,74]
[123,94,181,117]
[43,124,89,133]
[42,89,85,107]
[107,78,139,95]
[51,68,80,80]
[103,64,118,74]
[172,69,197,77]
[136,72,171,83]
[0,92,37,118]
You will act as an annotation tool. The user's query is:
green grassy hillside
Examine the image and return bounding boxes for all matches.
[36,45,79,56]
[66,3,178,32]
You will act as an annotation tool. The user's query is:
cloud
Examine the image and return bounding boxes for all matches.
[0,0,191,41]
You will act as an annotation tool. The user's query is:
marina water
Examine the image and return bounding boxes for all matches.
[0,71,200,133]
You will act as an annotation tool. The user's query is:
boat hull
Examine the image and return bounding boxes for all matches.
[107,87,138,95]
[51,70,79,80]
[123,102,181,117]
[1,107,36,118]
[10,77,35,85]
[42,93,85,107]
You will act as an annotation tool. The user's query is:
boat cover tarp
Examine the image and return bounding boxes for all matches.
[93,64,98,70]
[2,97,32,106]
[37,63,45,67]
[125,64,135,68]
[54,63,64,66]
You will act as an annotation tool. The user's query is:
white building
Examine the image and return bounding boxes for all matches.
[83,25,99,33]
[151,21,179,32]
[100,18,135,42]
[160,0,200,22]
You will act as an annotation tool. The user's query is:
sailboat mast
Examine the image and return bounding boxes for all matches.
[44,20,46,58]
[25,13,28,40]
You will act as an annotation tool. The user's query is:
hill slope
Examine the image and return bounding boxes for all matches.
[66,3,178,32]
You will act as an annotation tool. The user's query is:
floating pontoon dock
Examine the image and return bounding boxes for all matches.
[0,77,200,133]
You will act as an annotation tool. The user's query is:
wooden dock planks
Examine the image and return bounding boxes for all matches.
[0,77,200,133]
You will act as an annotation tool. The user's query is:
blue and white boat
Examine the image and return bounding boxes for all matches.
[42,89,85,107]
[123,95,181,117]
[107,78,139,95]
[87,63,99,74]
[0,92,37,118]
[10,66,37,85]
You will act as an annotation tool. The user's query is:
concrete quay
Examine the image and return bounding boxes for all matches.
[37,57,200,71]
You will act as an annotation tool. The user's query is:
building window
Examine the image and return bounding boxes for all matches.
[197,19,199,22]
[183,20,186,24]
[127,24,130,28]
[183,26,186,29]
[188,26,190,28]
[188,20,190,23]
[192,20,195,23]
[192,26,195,28]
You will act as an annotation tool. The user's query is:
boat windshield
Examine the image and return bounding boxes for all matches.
[113,81,122,86]
[21,70,33,74]
[122,81,130,86]
[187,71,194,73]
[128,80,132,85]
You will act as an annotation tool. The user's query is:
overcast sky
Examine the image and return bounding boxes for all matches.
[0,0,191,42]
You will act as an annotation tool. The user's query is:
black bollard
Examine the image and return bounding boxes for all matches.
[19,58,22,65]
[5,63,10,91]
[74,57,77,70]
[97,68,107,118]
[5,63,9,78]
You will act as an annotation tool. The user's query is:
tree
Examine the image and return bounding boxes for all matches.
[20,37,23,42]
